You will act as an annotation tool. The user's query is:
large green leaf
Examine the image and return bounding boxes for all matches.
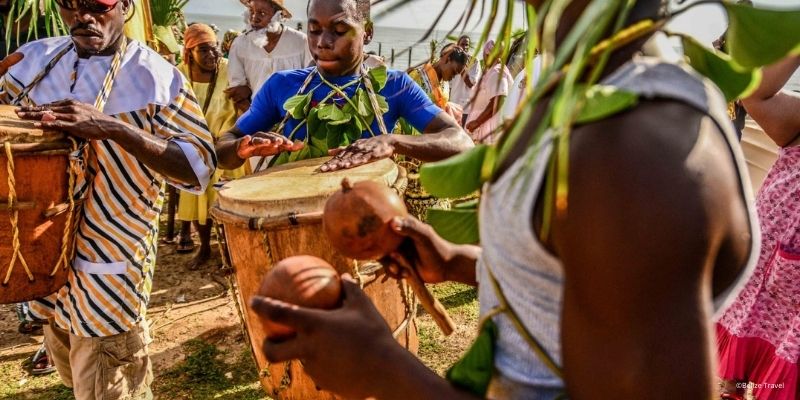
[420,145,488,199]
[426,208,480,245]
[445,319,497,396]
[681,35,762,102]
[725,2,800,69]
[575,85,639,124]
[283,93,312,120]
[368,66,389,91]
[317,103,347,122]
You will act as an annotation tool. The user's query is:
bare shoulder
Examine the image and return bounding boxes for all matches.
[555,97,751,291]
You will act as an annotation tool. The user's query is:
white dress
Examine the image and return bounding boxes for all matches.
[227,26,313,97]
[466,63,513,143]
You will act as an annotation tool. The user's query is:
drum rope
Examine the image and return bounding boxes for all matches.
[51,137,79,276]
[3,142,33,284]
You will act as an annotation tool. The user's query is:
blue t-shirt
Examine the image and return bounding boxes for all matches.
[235,67,442,140]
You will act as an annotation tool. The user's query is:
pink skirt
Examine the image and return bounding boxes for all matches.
[717,324,799,400]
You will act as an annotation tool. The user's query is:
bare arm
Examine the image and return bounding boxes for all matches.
[552,101,742,398]
[215,126,304,170]
[216,128,246,170]
[741,55,800,147]
[19,101,203,185]
[320,111,473,172]
[466,96,505,132]
[393,111,474,162]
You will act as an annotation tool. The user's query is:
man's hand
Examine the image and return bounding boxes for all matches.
[250,275,400,399]
[320,135,395,172]
[0,53,23,77]
[16,100,120,140]
[465,119,480,132]
[236,131,304,159]
[381,216,453,284]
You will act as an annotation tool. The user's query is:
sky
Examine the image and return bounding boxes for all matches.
[184,0,796,45]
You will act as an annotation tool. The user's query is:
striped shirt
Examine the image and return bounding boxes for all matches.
[0,37,216,337]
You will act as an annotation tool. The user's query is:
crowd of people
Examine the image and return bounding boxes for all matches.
[0,0,799,399]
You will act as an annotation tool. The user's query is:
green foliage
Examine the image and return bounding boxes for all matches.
[419,145,490,199]
[276,67,390,167]
[724,2,800,69]
[426,206,480,245]
[576,85,639,124]
[445,319,498,396]
[3,0,68,54]
[681,34,762,102]
[150,0,189,27]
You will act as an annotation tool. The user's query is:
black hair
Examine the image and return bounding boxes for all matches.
[447,47,468,65]
[307,0,370,22]
[440,43,457,57]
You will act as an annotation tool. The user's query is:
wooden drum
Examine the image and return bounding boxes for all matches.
[211,157,418,400]
[0,105,78,304]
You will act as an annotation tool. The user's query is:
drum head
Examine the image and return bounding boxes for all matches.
[0,105,66,145]
[217,157,398,218]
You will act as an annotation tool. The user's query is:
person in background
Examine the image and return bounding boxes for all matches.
[502,49,542,122]
[406,45,469,127]
[176,24,248,269]
[716,55,800,400]
[226,0,312,114]
[465,40,513,143]
[449,35,480,126]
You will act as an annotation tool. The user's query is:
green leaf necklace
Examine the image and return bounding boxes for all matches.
[269,65,391,167]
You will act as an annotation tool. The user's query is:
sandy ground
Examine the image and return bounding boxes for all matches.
[0,227,478,400]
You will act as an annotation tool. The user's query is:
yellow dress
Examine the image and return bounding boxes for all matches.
[177,59,247,225]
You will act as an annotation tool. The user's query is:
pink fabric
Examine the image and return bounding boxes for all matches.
[717,146,800,399]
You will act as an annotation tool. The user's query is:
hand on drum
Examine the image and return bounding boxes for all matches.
[381,216,450,284]
[16,100,117,139]
[236,132,305,159]
[320,135,395,172]
[0,52,23,76]
[250,274,400,399]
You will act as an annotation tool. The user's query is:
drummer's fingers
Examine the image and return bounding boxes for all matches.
[379,257,408,280]
[389,216,433,241]
[327,146,345,157]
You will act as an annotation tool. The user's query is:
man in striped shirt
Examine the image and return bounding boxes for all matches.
[0,1,216,398]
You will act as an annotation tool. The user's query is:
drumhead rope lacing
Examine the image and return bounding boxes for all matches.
[51,137,79,277]
[3,141,33,284]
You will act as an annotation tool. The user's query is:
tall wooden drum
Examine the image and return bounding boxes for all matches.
[211,157,418,400]
[0,105,77,304]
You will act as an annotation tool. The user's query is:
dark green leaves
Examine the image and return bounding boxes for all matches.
[575,85,639,124]
[725,2,800,69]
[682,35,762,102]
[445,318,497,396]
[420,145,490,199]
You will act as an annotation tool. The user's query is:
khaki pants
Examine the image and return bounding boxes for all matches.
[44,319,153,400]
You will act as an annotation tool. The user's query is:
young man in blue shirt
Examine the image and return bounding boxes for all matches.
[215,0,473,172]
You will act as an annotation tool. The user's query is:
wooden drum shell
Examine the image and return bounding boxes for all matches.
[212,158,418,400]
[0,105,75,304]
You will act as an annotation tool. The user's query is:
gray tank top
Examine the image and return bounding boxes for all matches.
[477,57,759,394]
